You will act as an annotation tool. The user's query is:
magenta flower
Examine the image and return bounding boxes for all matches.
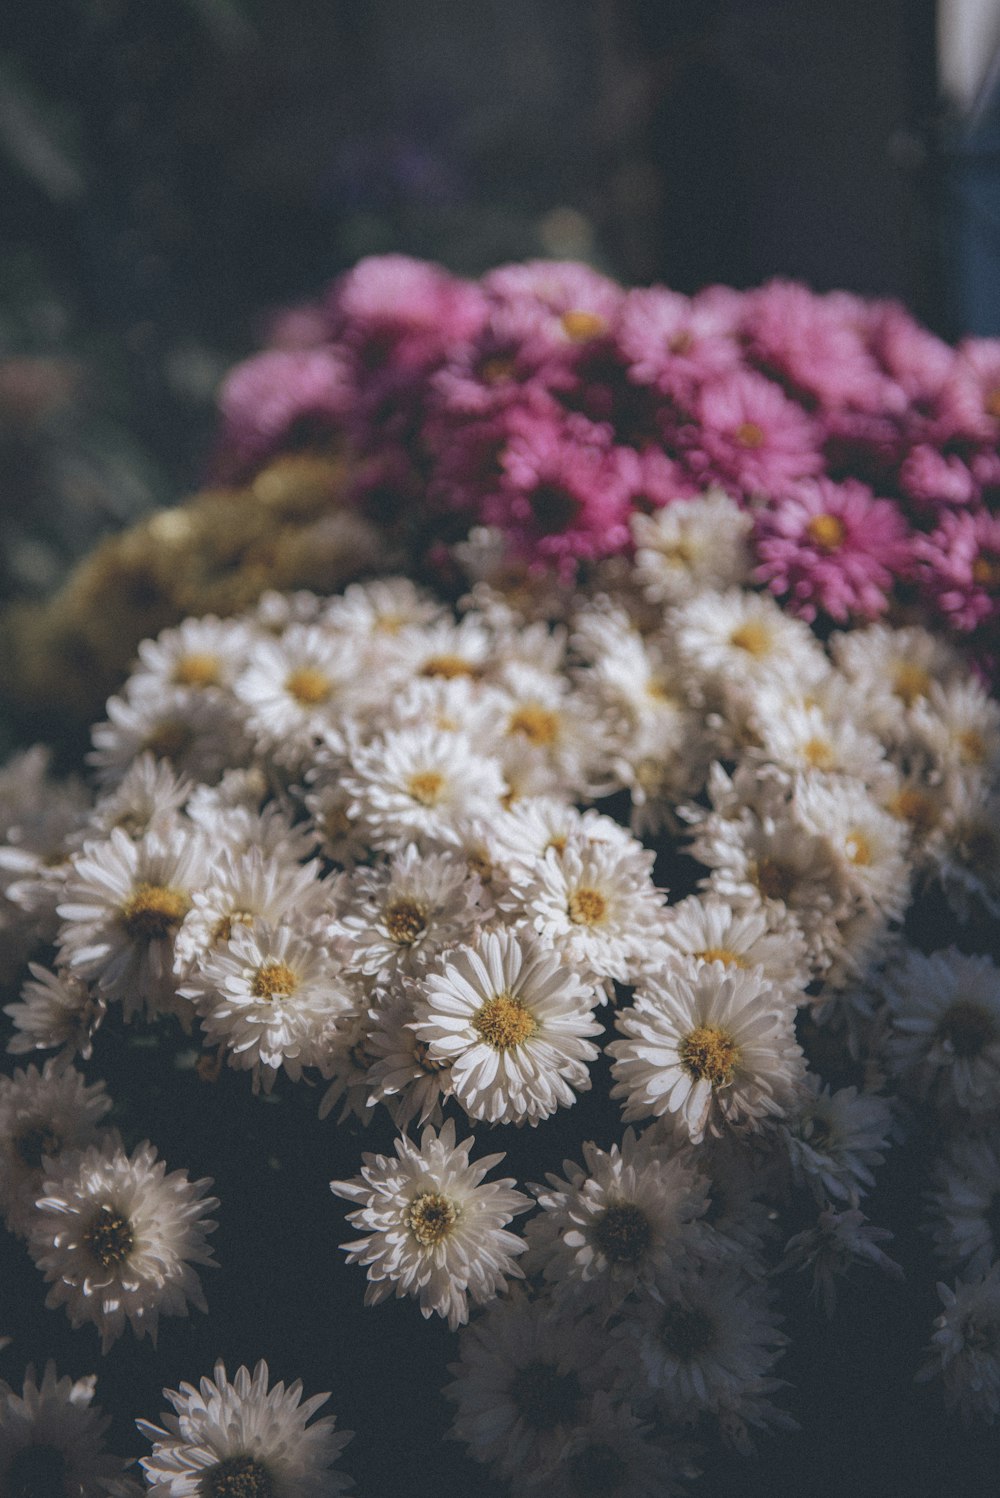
[682,368,823,496]
[329,254,487,374]
[897,444,978,513]
[212,348,353,481]
[912,507,1000,633]
[616,284,741,399]
[753,477,911,623]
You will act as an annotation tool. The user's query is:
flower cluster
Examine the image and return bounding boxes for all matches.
[2,483,1000,1484]
[213,256,1000,665]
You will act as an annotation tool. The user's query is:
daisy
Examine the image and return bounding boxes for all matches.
[671,587,829,698]
[330,1118,531,1330]
[0,1059,112,1238]
[793,774,911,922]
[4,963,107,1062]
[608,965,806,1144]
[883,947,1000,1114]
[89,688,246,787]
[180,921,354,1092]
[365,982,453,1131]
[926,1134,1000,1276]
[127,615,252,699]
[630,489,752,605]
[87,754,191,840]
[412,928,602,1126]
[539,1389,685,1498]
[233,624,360,763]
[138,1358,352,1496]
[780,1076,894,1206]
[57,827,213,1021]
[342,725,505,851]
[173,845,328,973]
[659,894,811,994]
[27,1135,218,1352]
[0,1362,139,1498]
[918,1269,1000,1423]
[829,623,964,742]
[524,1128,711,1307]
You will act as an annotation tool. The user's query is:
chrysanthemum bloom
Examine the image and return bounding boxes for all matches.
[781,1076,894,1206]
[911,506,1000,633]
[779,1206,901,1318]
[445,1286,603,1486]
[213,347,353,481]
[659,894,810,994]
[753,477,910,623]
[27,1135,218,1351]
[917,1268,1000,1423]
[630,489,752,606]
[524,1128,711,1307]
[608,965,806,1144]
[364,982,453,1131]
[884,947,1000,1114]
[0,1362,140,1498]
[138,1359,352,1497]
[926,1135,1000,1276]
[57,826,212,1021]
[330,1118,531,1329]
[412,929,602,1125]
[0,1059,112,1237]
[617,285,740,399]
[682,367,823,496]
[4,962,107,1062]
[539,1388,685,1498]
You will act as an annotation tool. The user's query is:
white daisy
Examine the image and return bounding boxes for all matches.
[926,1134,1000,1276]
[173,846,328,973]
[342,725,504,851]
[659,894,810,994]
[608,965,806,1144]
[630,488,752,605]
[87,754,191,840]
[924,774,1000,921]
[4,963,107,1062]
[57,827,212,1021]
[0,1361,140,1498]
[524,1128,711,1307]
[127,615,252,699]
[330,1118,531,1330]
[909,675,1000,783]
[793,773,911,922]
[27,1135,218,1352]
[830,622,964,742]
[233,624,360,764]
[364,982,453,1131]
[89,687,246,787]
[0,1059,112,1238]
[138,1358,352,1496]
[180,921,354,1091]
[671,587,829,698]
[883,946,1000,1114]
[780,1076,894,1205]
[320,575,446,638]
[412,928,602,1126]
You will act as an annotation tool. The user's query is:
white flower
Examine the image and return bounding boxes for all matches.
[365,982,453,1131]
[412,929,602,1126]
[884,947,1000,1114]
[0,1361,140,1498]
[180,921,353,1091]
[779,1206,901,1318]
[5,963,107,1061]
[926,1134,1000,1276]
[917,1268,1000,1422]
[330,1118,531,1330]
[87,754,191,840]
[342,725,504,851]
[608,965,806,1144]
[830,622,964,742]
[514,835,667,989]
[331,843,488,979]
[524,1128,711,1306]
[671,588,828,698]
[793,774,911,922]
[173,845,328,972]
[0,1059,112,1237]
[27,1135,218,1352]
[320,575,446,638]
[445,1286,603,1486]
[138,1358,352,1496]
[127,615,252,699]
[781,1076,894,1205]
[89,688,246,787]
[630,488,752,604]
[57,827,212,1021]
[539,1389,685,1498]
[660,894,810,994]
[233,623,361,763]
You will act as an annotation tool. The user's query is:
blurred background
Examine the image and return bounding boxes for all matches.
[4,0,1000,616]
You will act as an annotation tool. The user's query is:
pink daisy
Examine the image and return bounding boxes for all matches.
[897,444,979,513]
[753,476,911,622]
[911,507,1000,633]
[212,348,352,481]
[616,284,741,399]
[681,367,823,496]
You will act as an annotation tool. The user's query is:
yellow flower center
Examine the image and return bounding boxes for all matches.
[84,1203,134,1268]
[679,1024,741,1087]
[412,1040,449,1074]
[734,420,765,449]
[567,886,608,926]
[384,900,427,945]
[802,736,836,769]
[406,1191,459,1246]
[473,992,537,1050]
[696,947,747,967]
[420,654,479,679]
[805,513,846,551]
[285,666,332,706]
[407,770,445,806]
[845,830,872,865]
[508,705,560,746]
[172,652,222,688]
[560,309,607,341]
[892,661,930,705]
[984,388,1000,421]
[729,620,772,657]
[211,909,254,945]
[120,882,190,941]
[888,787,939,835]
[250,961,298,1001]
[958,729,987,764]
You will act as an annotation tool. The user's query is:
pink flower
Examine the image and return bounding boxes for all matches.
[480,412,633,575]
[616,284,741,399]
[681,368,823,496]
[911,507,1000,633]
[932,338,1000,445]
[212,348,352,480]
[865,300,957,404]
[897,444,978,512]
[753,477,911,623]
[482,259,624,341]
[329,255,487,374]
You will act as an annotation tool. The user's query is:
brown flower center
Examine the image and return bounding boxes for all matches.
[985,388,1000,421]
[937,1001,997,1059]
[972,552,1000,589]
[120,882,190,941]
[473,992,537,1050]
[734,420,765,449]
[384,900,427,945]
[845,830,872,865]
[15,1125,61,1170]
[889,787,939,835]
[679,1024,741,1087]
[892,661,930,705]
[172,652,222,688]
[141,720,193,763]
[509,705,560,746]
[560,309,607,341]
[660,1302,715,1358]
[593,1202,652,1264]
[200,1455,276,1498]
[751,856,795,902]
[84,1203,134,1268]
[406,1191,458,1246]
[420,653,479,679]
[250,961,298,1001]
